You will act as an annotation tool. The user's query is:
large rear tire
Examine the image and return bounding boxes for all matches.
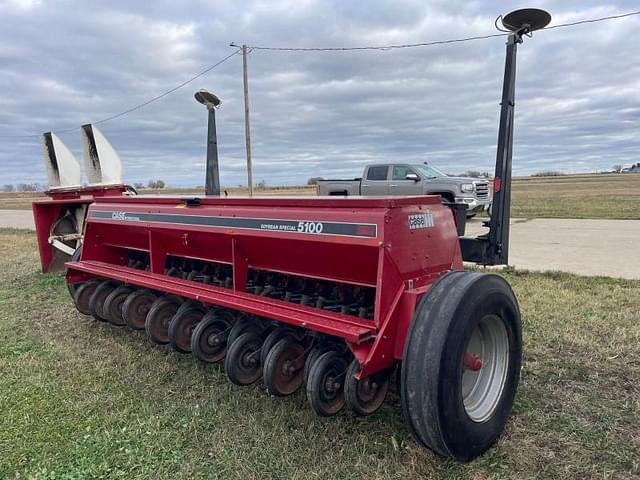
[401,271,521,462]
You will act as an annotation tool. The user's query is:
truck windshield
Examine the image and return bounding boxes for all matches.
[412,164,447,179]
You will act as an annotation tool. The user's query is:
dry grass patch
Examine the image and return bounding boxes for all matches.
[510,174,640,219]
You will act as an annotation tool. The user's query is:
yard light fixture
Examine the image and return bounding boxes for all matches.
[195,89,221,109]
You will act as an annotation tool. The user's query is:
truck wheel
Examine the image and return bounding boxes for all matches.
[401,271,522,462]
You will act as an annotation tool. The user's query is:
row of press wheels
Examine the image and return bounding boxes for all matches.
[71,278,391,417]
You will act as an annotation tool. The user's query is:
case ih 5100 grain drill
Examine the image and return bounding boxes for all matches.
[57,9,551,461]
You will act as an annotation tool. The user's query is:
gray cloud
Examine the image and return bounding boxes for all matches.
[0,0,639,187]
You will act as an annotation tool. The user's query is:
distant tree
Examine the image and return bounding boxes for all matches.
[256,180,267,189]
[133,182,144,189]
[480,172,492,178]
[463,170,482,178]
[531,171,566,177]
[16,183,38,192]
[612,164,623,173]
[147,180,166,189]
[307,176,324,185]
[2,184,14,192]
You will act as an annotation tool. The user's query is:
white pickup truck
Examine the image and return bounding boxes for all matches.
[316,163,491,217]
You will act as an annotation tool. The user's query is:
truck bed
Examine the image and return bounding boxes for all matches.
[317,179,362,196]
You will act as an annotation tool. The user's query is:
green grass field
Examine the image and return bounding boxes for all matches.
[0,229,639,479]
[3,174,639,219]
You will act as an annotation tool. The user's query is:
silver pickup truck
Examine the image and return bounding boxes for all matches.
[317,163,491,217]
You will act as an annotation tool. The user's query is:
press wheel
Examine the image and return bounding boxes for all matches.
[73,280,100,315]
[344,360,390,415]
[168,304,205,353]
[225,332,264,386]
[303,343,333,384]
[260,327,294,366]
[122,289,157,330]
[264,337,305,396]
[103,286,134,326]
[306,351,348,417]
[89,280,120,322]
[191,310,233,363]
[226,316,263,348]
[145,296,182,345]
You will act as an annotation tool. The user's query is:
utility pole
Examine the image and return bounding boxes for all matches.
[242,44,253,197]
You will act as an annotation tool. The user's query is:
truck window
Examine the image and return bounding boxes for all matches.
[366,166,388,181]
[392,166,416,180]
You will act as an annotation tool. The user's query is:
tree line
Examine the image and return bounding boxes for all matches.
[2,180,168,193]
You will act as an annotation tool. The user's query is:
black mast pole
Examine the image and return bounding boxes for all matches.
[205,106,220,196]
[487,33,518,264]
[460,32,520,265]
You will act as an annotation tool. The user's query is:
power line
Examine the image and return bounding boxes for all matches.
[0,49,240,139]
[237,10,640,51]
[92,49,239,125]
[231,33,508,52]
[545,10,640,30]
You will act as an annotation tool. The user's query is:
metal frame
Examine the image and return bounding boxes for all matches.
[66,195,463,378]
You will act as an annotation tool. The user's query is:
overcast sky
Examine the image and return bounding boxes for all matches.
[1,0,639,187]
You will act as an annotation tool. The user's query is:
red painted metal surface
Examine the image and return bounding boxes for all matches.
[32,185,129,272]
[67,194,463,377]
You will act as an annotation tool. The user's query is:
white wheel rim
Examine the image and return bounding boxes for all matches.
[462,314,510,423]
